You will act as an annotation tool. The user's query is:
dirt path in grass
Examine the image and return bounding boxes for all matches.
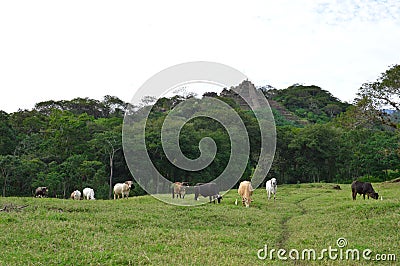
[277,194,320,249]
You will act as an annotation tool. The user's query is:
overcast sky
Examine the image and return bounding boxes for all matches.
[1,0,400,113]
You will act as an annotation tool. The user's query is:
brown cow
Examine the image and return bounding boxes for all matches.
[238,181,254,207]
[172,182,188,199]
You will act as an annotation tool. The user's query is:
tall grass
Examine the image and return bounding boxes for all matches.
[0,182,398,265]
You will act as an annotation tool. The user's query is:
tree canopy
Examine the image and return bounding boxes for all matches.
[356,64,400,128]
[0,66,399,198]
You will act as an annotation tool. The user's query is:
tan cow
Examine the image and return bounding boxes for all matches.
[172,182,188,199]
[238,181,254,207]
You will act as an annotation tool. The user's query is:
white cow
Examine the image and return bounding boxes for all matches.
[266,178,277,201]
[113,181,133,200]
[83,187,95,200]
[70,190,81,200]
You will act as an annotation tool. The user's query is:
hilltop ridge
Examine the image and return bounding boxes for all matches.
[217,80,350,125]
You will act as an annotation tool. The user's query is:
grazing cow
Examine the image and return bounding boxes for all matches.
[35,187,48,198]
[238,181,254,207]
[70,190,82,200]
[351,181,379,200]
[114,181,133,200]
[194,183,222,203]
[82,187,95,200]
[265,178,277,201]
[172,182,188,199]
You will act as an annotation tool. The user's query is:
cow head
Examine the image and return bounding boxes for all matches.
[180,186,186,198]
[216,194,222,204]
[369,192,379,200]
[125,181,133,189]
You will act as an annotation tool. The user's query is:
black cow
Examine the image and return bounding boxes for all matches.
[194,183,222,204]
[351,181,379,200]
[35,187,48,198]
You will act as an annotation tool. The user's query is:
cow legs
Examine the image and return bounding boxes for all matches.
[242,198,250,207]
[211,195,218,204]
[208,196,218,204]
[242,197,252,207]
[352,190,356,200]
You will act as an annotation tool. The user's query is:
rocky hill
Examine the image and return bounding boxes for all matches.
[218,81,350,126]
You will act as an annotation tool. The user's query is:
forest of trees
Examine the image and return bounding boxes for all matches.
[0,65,399,199]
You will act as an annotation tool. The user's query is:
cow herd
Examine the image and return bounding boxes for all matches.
[170,180,269,207]
[33,180,134,200]
[236,178,278,207]
[33,179,380,205]
[235,179,380,208]
[68,187,96,200]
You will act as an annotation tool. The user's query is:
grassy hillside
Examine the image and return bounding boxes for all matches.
[1,183,399,265]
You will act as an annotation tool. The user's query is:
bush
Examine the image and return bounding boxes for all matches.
[357,175,385,183]
[387,170,400,181]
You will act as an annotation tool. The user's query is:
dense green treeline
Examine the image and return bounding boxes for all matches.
[1,65,399,198]
[0,97,134,199]
[270,124,400,184]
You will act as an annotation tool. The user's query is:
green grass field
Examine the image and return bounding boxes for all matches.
[0,183,399,265]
